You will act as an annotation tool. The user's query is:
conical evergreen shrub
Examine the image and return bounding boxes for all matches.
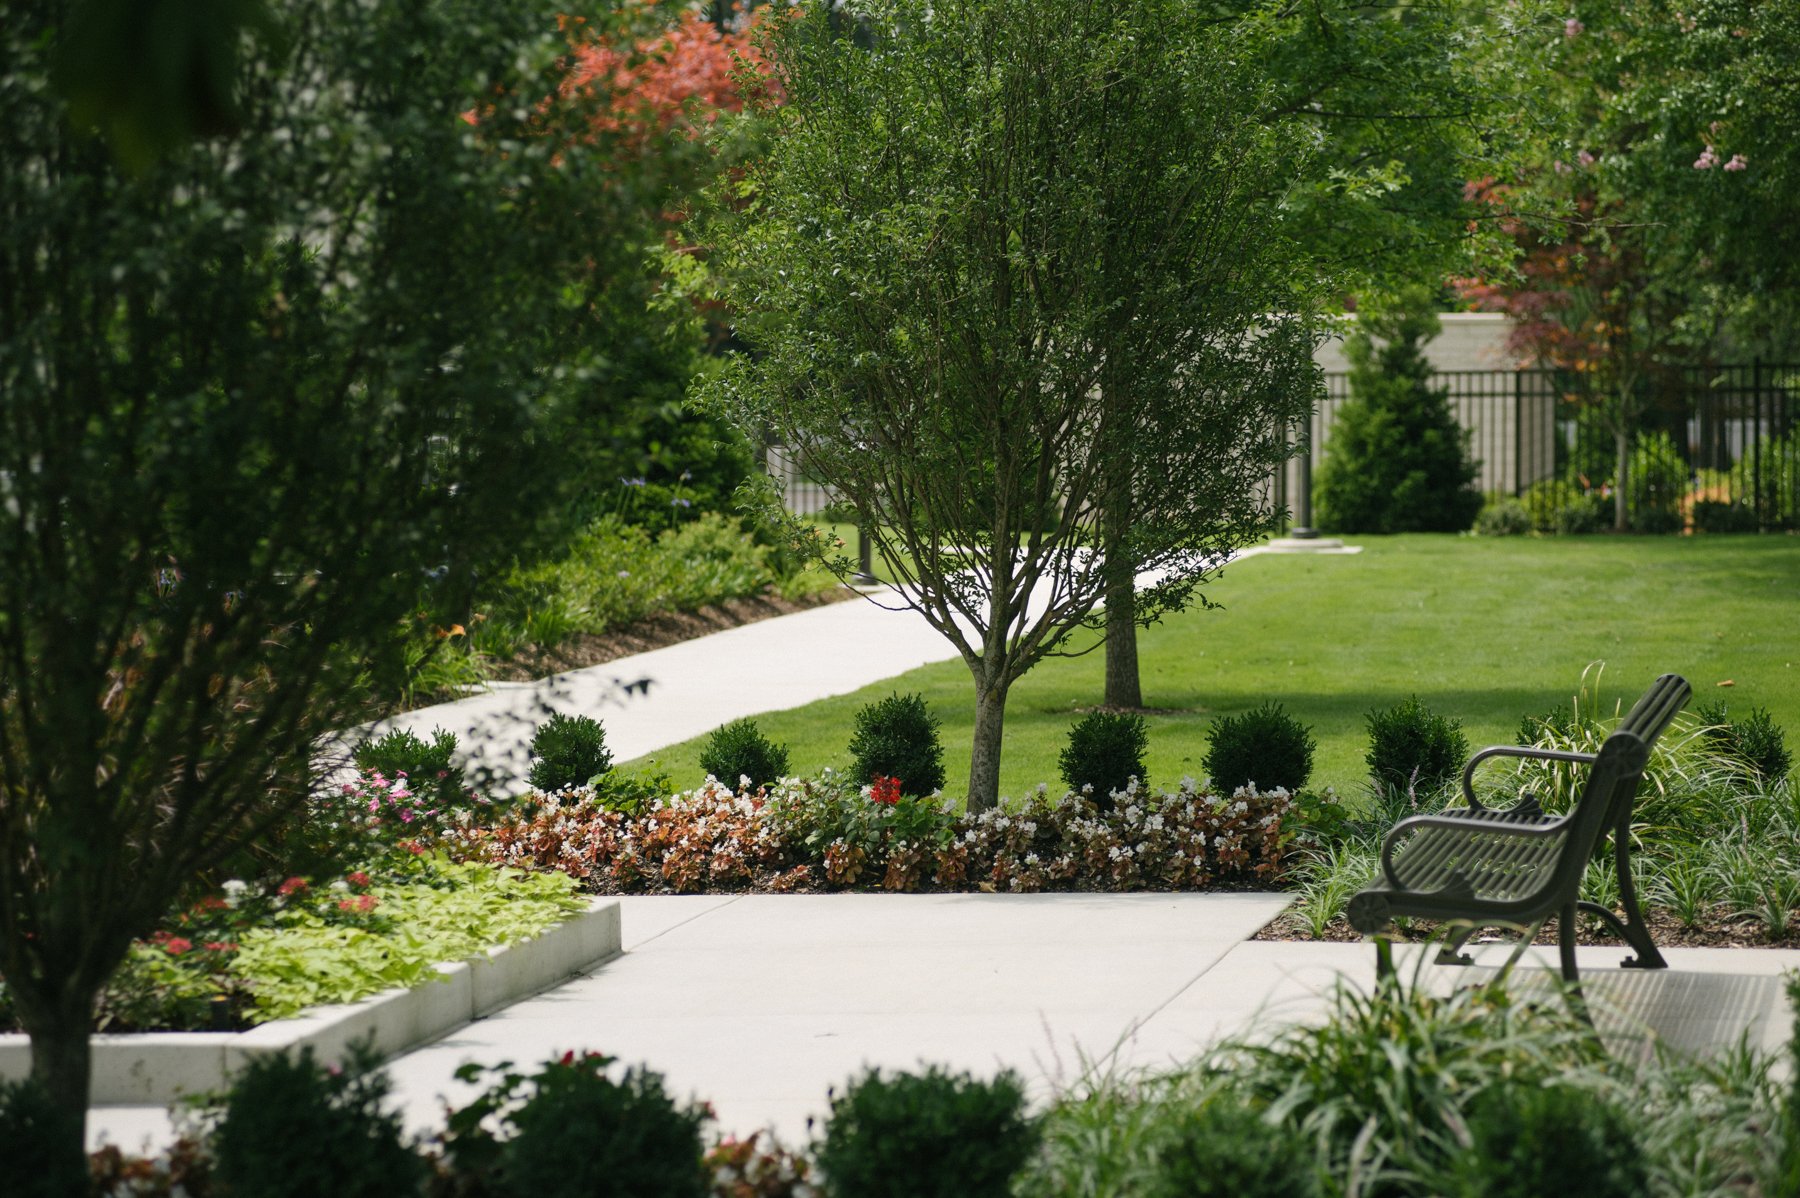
[1315,286,1483,533]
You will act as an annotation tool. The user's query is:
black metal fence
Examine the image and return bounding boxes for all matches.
[1277,362,1800,532]
[767,362,1800,533]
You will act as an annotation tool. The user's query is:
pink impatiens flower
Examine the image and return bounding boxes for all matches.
[1694,145,1720,169]
[1724,153,1748,171]
[1564,17,1584,37]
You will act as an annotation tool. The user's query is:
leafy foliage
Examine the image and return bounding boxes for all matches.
[847,694,946,799]
[1626,430,1689,533]
[529,713,616,793]
[1315,287,1482,534]
[706,0,1323,807]
[1696,700,1793,788]
[1204,702,1317,794]
[814,1066,1037,1198]
[0,0,685,1134]
[700,719,791,791]
[0,1077,90,1198]
[1141,1099,1320,1198]
[1059,712,1150,809]
[446,1052,711,1198]
[465,776,1293,896]
[1449,1082,1647,1198]
[211,1045,426,1198]
[1364,697,1469,799]
[353,728,469,813]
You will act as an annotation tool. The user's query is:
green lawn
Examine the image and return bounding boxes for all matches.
[623,535,1800,800]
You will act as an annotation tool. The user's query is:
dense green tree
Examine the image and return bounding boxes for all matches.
[706,0,1322,810]
[1315,288,1483,534]
[0,0,658,1146]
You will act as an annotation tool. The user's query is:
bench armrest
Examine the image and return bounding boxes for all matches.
[1459,745,1598,810]
[1380,809,1569,891]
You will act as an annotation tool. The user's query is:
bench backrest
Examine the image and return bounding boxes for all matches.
[1547,673,1691,900]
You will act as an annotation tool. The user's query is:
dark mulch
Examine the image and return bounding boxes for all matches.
[485,585,860,681]
[1254,907,1800,951]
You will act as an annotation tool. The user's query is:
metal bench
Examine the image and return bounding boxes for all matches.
[1346,673,1692,985]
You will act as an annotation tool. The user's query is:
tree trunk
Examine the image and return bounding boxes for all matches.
[1103,556,1141,709]
[966,675,1010,813]
[1614,426,1630,532]
[1100,381,1142,709]
[25,989,94,1155]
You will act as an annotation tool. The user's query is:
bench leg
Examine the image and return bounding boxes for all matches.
[1555,903,1598,1026]
[1435,923,1478,966]
[1374,935,1396,984]
[1607,830,1669,970]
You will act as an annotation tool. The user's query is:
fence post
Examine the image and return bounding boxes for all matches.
[1753,358,1764,527]
[1290,412,1317,539]
[1514,370,1524,495]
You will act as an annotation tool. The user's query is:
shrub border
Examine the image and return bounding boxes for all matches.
[0,897,620,1104]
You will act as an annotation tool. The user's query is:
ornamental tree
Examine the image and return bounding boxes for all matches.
[0,0,660,1148]
[705,0,1323,810]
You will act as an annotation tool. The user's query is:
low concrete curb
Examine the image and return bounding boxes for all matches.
[0,897,621,1105]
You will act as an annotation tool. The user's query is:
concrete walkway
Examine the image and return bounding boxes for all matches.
[88,892,1800,1153]
[362,585,960,787]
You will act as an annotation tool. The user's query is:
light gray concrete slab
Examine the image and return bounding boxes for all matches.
[1143,939,1800,1069]
[376,893,1290,1144]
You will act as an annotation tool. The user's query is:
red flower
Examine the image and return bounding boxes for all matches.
[336,895,378,914]
[196,896,230,912]
[162,937,193,956]
[278,877,308,896]
[346,871,371,889]
[870,776,902,805]
[203,941,237,953]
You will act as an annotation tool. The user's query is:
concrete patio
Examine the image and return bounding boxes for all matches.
[89,892,1800,1152]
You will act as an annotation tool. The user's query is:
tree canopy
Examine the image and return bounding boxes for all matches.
[0,0,677,1143]
[705,0,1325,809]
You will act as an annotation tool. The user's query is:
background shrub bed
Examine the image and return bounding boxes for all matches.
[458,775,1292,896]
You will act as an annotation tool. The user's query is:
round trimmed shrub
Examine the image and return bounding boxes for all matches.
[1448,1083,1646,1198]
[1059,711,1149,806]
[491,1057,710,1198]
[1365,696,1468,797]
[815,1066,1037,1198]
[212,1047,426,1198]
[1144,1099,1319,1198]
[353,726,468,809]
[528,712,613,792]
[0,1078,89,1198]
[848,692,946,797]
[699,718,791,791]
[1697,700,1792,786]
[1203,701,1315,793]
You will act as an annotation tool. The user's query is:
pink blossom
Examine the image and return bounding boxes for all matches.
[1564,17,1584,37]
[1576,149,1596,167]
[1694,145,1720,170]
[1724,153,1748,172]
[162,936,193,956]
[1553,159,1572,175]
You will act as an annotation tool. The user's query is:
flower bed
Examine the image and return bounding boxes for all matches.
[451,773,1295,896]
[0,772,587,1036]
